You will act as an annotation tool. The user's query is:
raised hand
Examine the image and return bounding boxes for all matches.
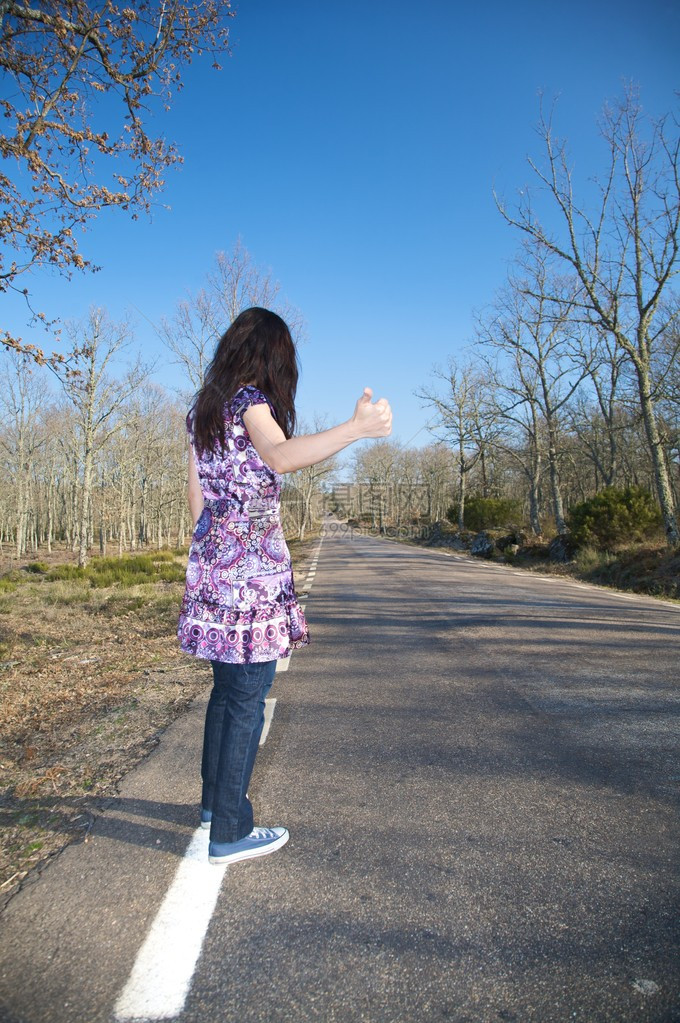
[351,387,393,439]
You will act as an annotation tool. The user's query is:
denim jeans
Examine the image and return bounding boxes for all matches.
[201,659,277,844]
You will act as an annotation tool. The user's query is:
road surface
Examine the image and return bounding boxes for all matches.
[1,532,678,1023]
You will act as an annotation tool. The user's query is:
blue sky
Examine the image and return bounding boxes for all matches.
[5,0,679,457]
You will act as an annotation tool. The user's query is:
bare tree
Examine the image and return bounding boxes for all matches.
[496,88,680,545]
[282,416,338,541]
[352,441,401,531]
[417,360,497,530]
[566,327,633,488]
[419,443,455,523]
[35,404,66,552]
[61,309,152,566]
[478,253,590,534]
[0,1,233,366]
[208,241,305,338]
[393,448,423,525]
[652,315,680,506]
[158,288,218,395]
[482,354,545,536]
[0,350,51,556]
[160,240,305,398]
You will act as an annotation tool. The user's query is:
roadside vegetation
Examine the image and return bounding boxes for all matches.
[343,490,679,602]
[338,90,679,575]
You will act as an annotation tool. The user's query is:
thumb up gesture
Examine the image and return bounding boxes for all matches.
[351,387,392,439]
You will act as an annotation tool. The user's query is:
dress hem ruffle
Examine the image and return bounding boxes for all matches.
[176,633,310,665]
[176,599,309,664]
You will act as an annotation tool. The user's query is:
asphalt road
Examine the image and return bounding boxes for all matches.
[1,532,679,1023]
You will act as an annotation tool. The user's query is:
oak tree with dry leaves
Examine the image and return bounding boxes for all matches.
[0,1,233,368]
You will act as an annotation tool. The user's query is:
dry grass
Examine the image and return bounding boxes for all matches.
[0,538,319,908]
[569,542,680,600]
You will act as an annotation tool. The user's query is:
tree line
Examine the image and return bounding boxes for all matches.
[1,89,678,560]
[0,240,329,564]
[343,92,679,545]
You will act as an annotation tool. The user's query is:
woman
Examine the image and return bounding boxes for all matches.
[177,307,392,865]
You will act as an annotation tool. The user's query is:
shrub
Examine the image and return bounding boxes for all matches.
[567,487,663,551]
[574,546,606,574]
[45,551,185,587]
[25,561,50,574]
[46,565,87,581]
[447,497,523,532]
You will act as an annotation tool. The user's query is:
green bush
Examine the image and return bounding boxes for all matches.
[46,551,185,587]
[25,561,50,574]
[447,497,523,532]
[46,564,87,581]
[567,487,662,551]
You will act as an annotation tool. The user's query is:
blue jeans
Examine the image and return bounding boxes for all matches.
[201,659,277,844]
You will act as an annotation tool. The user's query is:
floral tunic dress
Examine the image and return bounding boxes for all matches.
[177,385,309,664]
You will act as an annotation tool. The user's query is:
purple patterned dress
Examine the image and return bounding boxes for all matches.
[177,385,309,664]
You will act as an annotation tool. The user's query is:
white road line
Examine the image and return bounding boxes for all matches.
[115,541,324,1022]
[115,694,279,1021]
[114,828,227,1021]
[259,697,277,743]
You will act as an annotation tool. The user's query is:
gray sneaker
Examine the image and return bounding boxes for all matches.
[208,826,289,865]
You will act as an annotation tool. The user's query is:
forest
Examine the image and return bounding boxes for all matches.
[1,93,679,566]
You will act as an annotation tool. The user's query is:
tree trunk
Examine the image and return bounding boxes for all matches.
[99,502,107,555]
[78,449,93,567]
[457,448,466,530]
[129,481,137,551]
[528,444,542,535]
[605,426,617,488]
[139,476,147,547]
[46,476,53,554]
[480,448,489,498]
[546,419,567,535]
[637,362,679,546]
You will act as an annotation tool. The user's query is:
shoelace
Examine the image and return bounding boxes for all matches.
[249,827,276,840]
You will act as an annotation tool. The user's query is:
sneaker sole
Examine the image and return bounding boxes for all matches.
[208,830,289,865]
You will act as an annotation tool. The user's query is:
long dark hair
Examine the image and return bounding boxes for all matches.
[190,307,298,456]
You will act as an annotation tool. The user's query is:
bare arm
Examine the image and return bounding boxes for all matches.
[187,438,204,526]
[243,387,392,474]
